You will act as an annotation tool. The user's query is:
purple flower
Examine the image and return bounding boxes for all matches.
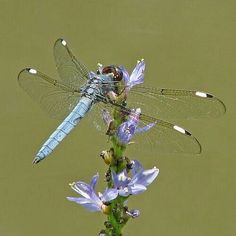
[111,160,159,197]
[119,59,145,91]
[117,108,156,145]
[101,108,156,145]
[67,174,118,213]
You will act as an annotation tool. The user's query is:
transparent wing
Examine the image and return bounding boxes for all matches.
[18,68,81,119]
[137,113,201,154]
[86,102,108,133]
[53,38,90,89]
[126,86,226,120]
[101,102,202,154]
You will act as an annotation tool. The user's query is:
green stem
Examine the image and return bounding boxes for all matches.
[103,108,129,236]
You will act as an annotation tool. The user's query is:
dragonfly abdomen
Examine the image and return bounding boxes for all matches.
[33,97,93,164]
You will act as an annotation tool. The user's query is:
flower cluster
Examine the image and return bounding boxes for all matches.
[67,161,159,212]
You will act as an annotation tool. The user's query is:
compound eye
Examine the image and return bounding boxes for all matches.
[102,66,115,75]
[102,66,123,81]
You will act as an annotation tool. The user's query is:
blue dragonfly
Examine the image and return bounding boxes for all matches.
[18,39,226,164]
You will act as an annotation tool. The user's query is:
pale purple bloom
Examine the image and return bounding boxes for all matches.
[120,59,145,91]
[67,173,118,213]
[101,108,155,145]
[117,108,156,145]
[111,160,159,197]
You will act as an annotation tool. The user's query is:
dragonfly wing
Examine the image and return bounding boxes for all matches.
[18,68,80,119]
[137,113,201,154]
[53,38,90,89]
[100,101,201,154]
[127,86,226,120]
[85,102,107,133]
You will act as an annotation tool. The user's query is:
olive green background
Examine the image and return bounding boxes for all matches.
[0,0,235,235]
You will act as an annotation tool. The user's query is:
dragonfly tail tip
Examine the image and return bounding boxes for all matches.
[32,156,41,164]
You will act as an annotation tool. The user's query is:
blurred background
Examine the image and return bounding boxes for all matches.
[0,0,235,235]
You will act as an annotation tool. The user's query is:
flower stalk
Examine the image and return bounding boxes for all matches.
[102,110,129,235]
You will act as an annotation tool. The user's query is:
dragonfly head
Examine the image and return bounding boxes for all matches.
[98,65,123,82]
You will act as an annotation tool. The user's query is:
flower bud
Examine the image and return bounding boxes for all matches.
[101,204,111,215]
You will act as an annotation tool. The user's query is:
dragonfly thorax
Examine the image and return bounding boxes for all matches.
[81,73,119,103]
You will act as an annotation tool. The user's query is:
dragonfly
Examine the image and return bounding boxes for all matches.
[18,38,226,164]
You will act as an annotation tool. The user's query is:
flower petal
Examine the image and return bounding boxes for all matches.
[71,182,92,199]
[131,160,144,175]
[81,203,102,212]
[128,60,145,89]
[129,184,147,195]
[111,170,119,188]
[118,170,130,185]
[67,197,90,204]
[112,169,130,188]
[130,167,159,187]
[117,122,136,144]
[101,188,118,202]
[119,66,130,85]
[135,122,156,134]
[90,173,99,191]
[118,188,130,197]
[67,197,102,212]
